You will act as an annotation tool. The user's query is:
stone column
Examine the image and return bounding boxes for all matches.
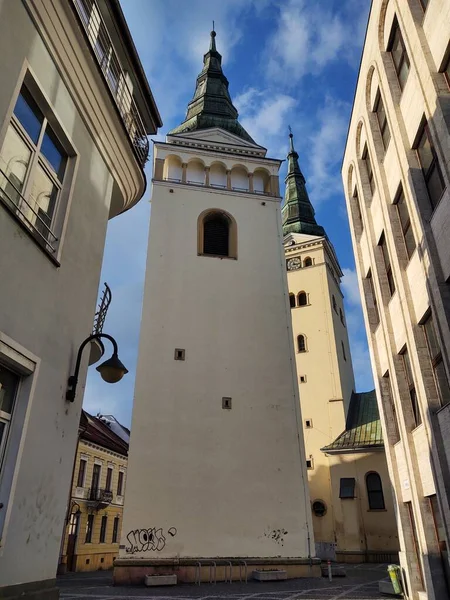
[248,172,254,193]
[205,166,210,187]
[226,169,231,190]
[182,163,187,184]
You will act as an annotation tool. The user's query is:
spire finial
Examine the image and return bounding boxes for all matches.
[288,125,295,152]
[210,22,217,51]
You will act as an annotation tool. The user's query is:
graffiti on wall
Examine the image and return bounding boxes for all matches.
[125,527,177,554]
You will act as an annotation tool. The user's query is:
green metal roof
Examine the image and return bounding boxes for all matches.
[321,390,384,453]
[168,31,255,144]
[281,132,326,238]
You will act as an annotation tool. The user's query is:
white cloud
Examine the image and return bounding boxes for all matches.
[265,0,367,85]
[342,267,362,306]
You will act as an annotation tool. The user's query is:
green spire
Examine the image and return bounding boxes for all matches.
[282,130,325,238]
[168,30,255,143]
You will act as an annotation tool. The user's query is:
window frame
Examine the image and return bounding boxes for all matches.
[76,458,87,488]
[197,209,237,259]
[297,334,307,353]
[112,516,120,543]
[366,269,380,326]
[415,122,446,210]
[117,470,124,496]
[362,144,375,196]
[85,514,94,543]
[366,472,385,510]
[374,90,390,151]
[379,233,395,297]
[99,515,108,543]
[388,18,410,91]
[298,291,308,306]
[289,293,296,309]
[339,477,356,499]
[401,346,422,428]
[303,257,313,267]
[422,313,450,407]
[0,76,75,260]
[105,466,113,492]
[352,186,364,233]
[394,186,416,260]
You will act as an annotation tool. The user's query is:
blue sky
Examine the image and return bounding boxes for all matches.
[83,0,373,427]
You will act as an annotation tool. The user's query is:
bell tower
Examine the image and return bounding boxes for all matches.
[115,32,320,584]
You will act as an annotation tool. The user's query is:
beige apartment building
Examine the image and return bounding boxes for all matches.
[59,412,129,573]
[0,0,161,599]
[284,133,398,563]
[342,0,450,598]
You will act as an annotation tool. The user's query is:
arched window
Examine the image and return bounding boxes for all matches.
[332,295,337,312]
[198,210,237,259]
[304,257,313,267]
[340,308,345,326]
[366,472,385,510]
[297,334,307,353]
[289,293,296,308]
[298,292,307,306]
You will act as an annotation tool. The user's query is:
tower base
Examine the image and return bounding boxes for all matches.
[114,557,321,585]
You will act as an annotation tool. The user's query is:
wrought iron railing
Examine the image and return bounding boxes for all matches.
[0,168,58,252]
[92,282,112,334]
[87,487,113,504]
[71,0,150,166]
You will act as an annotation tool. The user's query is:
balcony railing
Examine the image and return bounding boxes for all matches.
[87,487,113,504]
[0,168,58,253]
[72,0,149,166]
[92,282,112,334]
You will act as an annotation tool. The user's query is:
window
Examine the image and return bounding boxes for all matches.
[415,123,446,209]
[306,456,314,469]
[300,375,307,383]
[76,459,87,488]
[353,187,363,231]
[112,516,120,543]
[289,293,296,308]
[0,83,68,252]
[422,313,450,407]
[0,366,20,473]
[312,500,327,517]
[99,515,107,543]
[340,308,345,326]
[304,257,312,267]
[332,295,337,313]
[362,144,375,196]
[297,335,306,353]
[374,90,390,150]
[305,419,312,428]
[366,472,385,509]
[298,291,307,306]
[379,233,395,297]
[419,0,429,11]
[340,477,356,499]
[91,463,101,493]
[117,471,124,496]
[341,341,347,361]
[105,467,113,492]
[203,213,229,256]
[366,269,380,325]
[382,371,400,444]
[85,514,94,543]
[401,347,421,428]
[174,348,185,361]
[395,187,415,259]
[388,18,410,90]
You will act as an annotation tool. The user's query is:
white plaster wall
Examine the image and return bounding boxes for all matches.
[121,146,313,559]
[406,251,429,323]
[0,0,136,589]
[388,293,405,353]
[423,0,450,70]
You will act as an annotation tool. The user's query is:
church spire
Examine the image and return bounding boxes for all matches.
[282,130,325,238]
[168,29,255,143]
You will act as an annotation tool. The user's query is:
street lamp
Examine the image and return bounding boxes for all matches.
[66,333,128,402]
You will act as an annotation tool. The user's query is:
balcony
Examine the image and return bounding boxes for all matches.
[86,487,113,509]
[71,0,149,166]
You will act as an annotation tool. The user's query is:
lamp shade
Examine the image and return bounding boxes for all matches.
[96,353,128,384]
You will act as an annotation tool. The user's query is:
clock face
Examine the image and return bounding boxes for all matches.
[287,257,301,271]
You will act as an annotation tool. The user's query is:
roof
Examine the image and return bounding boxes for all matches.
[321,390,384,453]
[80,410,129,457]
[282,132,326,238]
[168,31,255,143]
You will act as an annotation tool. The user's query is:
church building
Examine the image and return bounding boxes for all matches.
[283,132,399,563]
[114,31,320,584]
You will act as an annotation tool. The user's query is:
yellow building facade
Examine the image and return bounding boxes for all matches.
[283,133,399,562]
[59,412,128,572]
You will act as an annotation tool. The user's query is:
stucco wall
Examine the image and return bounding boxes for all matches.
[120,142,314,560]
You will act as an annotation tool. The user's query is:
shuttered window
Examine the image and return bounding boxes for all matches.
[203,213,230,256]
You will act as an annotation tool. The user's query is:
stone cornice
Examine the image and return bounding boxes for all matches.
[79,439,128,462]
[24,0,146,216]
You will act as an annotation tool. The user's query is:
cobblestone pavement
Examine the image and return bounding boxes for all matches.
[58,563,394,600]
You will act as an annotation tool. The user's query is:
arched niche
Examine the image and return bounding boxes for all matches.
[163,154,182,181]
[209,161,227,188]
[231,165,249,192]
[187,158,205,185]
[253,168,270,194]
